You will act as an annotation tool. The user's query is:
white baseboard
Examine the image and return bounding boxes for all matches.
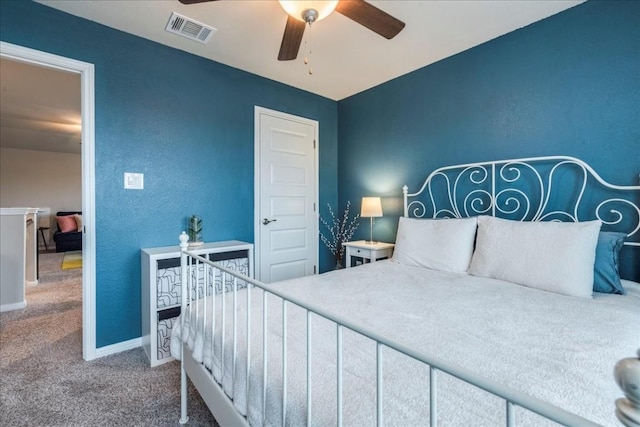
[0,301,27,312]
[94,337,142,359]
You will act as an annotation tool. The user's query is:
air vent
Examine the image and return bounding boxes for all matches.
[165,12,216,44]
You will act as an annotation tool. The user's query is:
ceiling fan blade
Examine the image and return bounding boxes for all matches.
[336,0,405,39]
[278,16,306,61]
[178,0,217,4]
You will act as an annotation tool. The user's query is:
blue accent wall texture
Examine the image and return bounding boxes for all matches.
[1,0,338,347]
[2,0,639,348]
[338,1,639,280]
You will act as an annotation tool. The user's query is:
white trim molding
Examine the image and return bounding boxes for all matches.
[94,338,142,359]
[0,301,27,313]
[0,41,97,361]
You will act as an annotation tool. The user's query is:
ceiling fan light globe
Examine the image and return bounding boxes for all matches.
[278,1,338,23]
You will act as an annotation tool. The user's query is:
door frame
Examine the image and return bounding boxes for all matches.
[254,106,319,282]
[0,41,97,361]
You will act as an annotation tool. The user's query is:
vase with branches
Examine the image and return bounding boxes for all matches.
[319,201,359,269]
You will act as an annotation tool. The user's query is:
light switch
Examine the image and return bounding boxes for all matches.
[124,172,144,190]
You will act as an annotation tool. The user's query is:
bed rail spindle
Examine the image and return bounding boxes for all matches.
[430,366,437,427]
[202,262,208,365]
[232,275,238,391]
[307,310,313,427]
[195,258,200,340]
[337,324,344,427]
[262,291,268,424]
[187,256,193,327]
[221,270,226,385]
[377,342,384,427]
[245,282,251,415]
[179,233,189,424]
[282,300,288,425]
[211,264,216,379]
[202,263,210,380]
[506,401,514,427]
[205,260,210,302]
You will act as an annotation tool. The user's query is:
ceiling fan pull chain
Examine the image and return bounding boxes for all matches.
[305,22,313,75]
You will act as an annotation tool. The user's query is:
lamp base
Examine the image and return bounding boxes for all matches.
[367,217,378,246]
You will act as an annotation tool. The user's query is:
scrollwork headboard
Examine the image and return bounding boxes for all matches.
[402,156,640,250]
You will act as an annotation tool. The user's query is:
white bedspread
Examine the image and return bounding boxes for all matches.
[171,260,640,426]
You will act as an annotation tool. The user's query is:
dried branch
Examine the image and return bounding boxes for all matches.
[319,201,359,261]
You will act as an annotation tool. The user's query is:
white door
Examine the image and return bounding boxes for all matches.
[255,107,318,283]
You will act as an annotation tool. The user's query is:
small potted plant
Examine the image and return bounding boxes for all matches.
[319,201,359,269]
[187,215,203,247]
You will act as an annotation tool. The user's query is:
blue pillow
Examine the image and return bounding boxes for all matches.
[593,231,626,294]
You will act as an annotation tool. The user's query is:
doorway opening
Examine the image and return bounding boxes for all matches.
[0,41,97,360]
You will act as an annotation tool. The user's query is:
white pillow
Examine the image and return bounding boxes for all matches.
[469,216,601,298]
[393,216,478,273]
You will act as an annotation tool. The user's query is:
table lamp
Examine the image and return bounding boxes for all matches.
[361,197,383,244]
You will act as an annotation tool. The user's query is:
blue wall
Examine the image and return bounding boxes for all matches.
[338,0,639,280]
[0,0,338,347]
[2,0,638,347]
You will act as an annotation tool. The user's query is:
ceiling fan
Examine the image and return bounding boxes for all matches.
[178,0,405,61]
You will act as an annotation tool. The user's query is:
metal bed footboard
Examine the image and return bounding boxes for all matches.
[177,236,602,427]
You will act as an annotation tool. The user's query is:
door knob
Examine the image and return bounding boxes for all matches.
[262,218,277,225]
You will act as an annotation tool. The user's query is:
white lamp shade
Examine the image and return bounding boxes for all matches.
[361,197,383,218]
[278,1,339,22]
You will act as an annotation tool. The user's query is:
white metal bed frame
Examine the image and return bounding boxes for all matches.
[177,155,640,427]
[403,155,639,248]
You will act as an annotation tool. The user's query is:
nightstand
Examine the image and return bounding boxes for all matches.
[342,240,395,268]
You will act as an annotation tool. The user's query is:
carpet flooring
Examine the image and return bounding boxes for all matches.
[0,252,219,426]
[38,252,80,284]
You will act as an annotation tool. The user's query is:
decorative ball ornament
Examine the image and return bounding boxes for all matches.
[179,231,189,247]
[615,349,640,427]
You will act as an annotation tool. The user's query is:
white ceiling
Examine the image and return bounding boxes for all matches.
[0,58,81,154]
[36,0,584,101]
[2,0,584,154]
